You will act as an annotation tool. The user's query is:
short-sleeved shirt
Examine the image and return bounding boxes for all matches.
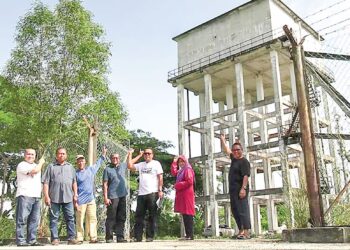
[42,161,76,203]
[134,160,163,195]
[229,156,250,192]
[76,156,105,205]
[16,161,41,198]
[103,163,127,199]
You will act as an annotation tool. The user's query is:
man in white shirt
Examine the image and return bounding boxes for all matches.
[16,148,45,247]
[127,148,163,242]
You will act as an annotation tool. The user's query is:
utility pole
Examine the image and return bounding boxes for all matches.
[283,25,324,226]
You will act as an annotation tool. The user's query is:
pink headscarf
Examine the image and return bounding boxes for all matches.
[176,155,192,183]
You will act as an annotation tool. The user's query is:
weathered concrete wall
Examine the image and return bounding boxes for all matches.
[175,0,272,67]
[174,0,321,68]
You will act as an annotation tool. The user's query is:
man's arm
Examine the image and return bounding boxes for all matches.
[43,183,51,206]
[220,134,232,156]
[103,181,111,205]
[127,149,143,171]
[92,146,108,173]
[239,175,249,199]
[28,157,45,176]
[157,174,163,199]
[72,181,78,205]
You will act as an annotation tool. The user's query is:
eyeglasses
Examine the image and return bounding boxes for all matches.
[232,149,241,152]
[111,157,119,159]
[144,152,152,155]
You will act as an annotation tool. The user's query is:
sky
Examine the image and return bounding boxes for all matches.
[0,0,338,154]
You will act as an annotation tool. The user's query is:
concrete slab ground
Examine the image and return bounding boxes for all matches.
[1,239,350,250]
[282,227,350,243]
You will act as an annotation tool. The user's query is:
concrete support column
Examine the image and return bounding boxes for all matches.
[235,63,248,149]
[256,74,277,232]
[253,203,262,235]
[204,73,219,236]
[321,90,340,194]
[199,92,211,227]
[270,50,295,227]
[235,62,253,233]
[177,84,186,154]
[225,85,235,146]
[219,101,231,227]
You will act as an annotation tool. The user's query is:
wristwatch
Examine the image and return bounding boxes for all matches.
[242,186,247,190]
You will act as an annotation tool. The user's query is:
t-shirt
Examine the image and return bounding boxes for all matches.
[42,161,76,203]
[229,155,250,192]
[16,161,41,198]
[103,162,127,199]
[76,156,105,205]
[134,160,163,195]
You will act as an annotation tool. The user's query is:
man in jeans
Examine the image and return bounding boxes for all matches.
[42,147,81,245]
[103,150,141,243]
[127,148,163,242]
[15,148,45,247]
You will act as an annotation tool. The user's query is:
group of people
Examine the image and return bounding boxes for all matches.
[15,134,251,246]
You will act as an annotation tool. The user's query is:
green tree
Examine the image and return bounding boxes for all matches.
[2,0,128,153]
[0,0,128,239]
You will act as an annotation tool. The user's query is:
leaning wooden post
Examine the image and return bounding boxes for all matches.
[83,116,98,166]
[283,25,324,226]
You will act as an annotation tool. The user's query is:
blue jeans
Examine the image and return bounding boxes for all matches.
[49,202,76,240]
[16,196,41,244]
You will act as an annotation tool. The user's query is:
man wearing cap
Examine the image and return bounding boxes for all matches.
[103,150,142,243]
[75,146,107,243]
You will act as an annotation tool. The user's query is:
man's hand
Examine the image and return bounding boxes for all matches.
[139,150,144,156]
[239,189,246,199]
[45,196,51,206]
[73,194,78,203]
[102,145,108,157]
[38,157,45,165]
[220,134,226,141]
[104,198,112,206]
[158,191,164,199]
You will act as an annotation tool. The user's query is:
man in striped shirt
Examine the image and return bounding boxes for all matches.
[75,146,107,243]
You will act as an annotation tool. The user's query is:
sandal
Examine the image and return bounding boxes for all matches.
[236,234,246,240]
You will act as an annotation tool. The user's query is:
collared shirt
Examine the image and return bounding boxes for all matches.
[103,163,127,199]
[16,161,41,198]
[42,161,76,203]
[76,156,105,205]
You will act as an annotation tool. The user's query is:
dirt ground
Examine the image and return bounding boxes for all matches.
[2,238,350,250]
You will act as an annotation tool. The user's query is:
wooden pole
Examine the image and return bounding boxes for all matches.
[283,25,324,226]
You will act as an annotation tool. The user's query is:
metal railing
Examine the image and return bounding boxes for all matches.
[168,28,285,81]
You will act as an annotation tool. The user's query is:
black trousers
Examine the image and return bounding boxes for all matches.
[105,196,126,240]
[134,192,158,240]
[182,214,193,238]
[230,190,251,230]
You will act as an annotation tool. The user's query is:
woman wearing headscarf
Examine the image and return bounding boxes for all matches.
[171,155,195,240]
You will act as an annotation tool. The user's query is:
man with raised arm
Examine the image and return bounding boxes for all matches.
[127,148,163,242]
[75,146,107,243]
[16,148,45,247]
[103,150,142,243]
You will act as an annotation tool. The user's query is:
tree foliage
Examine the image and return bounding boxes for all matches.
[0,1,128,238]
[2,0,128,154]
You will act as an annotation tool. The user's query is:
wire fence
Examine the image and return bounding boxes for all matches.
[0,131,129,242]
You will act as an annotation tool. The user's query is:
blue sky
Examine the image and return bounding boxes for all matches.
[0,0,334,154]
